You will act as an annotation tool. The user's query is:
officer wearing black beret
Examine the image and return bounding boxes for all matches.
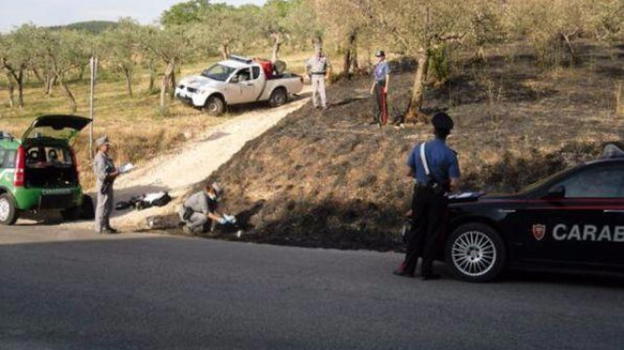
[395,112,460,280]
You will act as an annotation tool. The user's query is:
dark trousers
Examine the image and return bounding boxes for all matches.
[402,185,448,275]
[374,81,388,125]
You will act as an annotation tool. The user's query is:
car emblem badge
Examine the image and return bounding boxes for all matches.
[532,224,546,241]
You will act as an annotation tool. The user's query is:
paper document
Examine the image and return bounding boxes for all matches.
[118,163,135,174]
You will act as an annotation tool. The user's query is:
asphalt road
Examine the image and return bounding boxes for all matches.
[1,226,623,350]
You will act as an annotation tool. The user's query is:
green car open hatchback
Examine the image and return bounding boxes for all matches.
[0,115,92,225]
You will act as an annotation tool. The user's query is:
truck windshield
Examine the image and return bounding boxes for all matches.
[201,64,236,82]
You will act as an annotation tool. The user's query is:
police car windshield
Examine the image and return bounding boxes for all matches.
[520,168,569,193]
[201,64,237,81]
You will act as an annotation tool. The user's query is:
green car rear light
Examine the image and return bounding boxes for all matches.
[14,145,25,187]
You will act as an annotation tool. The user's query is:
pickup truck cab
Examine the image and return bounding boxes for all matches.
[175,55,304,116]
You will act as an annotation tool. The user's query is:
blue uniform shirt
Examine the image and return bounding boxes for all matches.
[374,61,390,82]
[407,138,460,185]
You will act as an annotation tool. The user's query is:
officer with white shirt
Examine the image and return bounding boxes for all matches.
[305,46,331,110]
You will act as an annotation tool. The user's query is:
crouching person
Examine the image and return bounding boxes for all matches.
[179,183,232,234]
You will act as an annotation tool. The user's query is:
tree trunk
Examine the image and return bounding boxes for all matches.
[405,50,430,124]
[160,61,175,109]
[169,68,176,100]
[561,33,578,64]
[46,74,56,96]
[16,70,24,108]
[32,68,44,85]
[59,78,77,113]
[78,64,86,81]
[4,72,15,108]
[271,32,282,62]
[342,30,358,77]
[123,67,133,97]
[220,43,230,60]
[148,60,156,93]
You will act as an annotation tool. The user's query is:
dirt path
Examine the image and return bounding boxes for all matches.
[64,90,310,231]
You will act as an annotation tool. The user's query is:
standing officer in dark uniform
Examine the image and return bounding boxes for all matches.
[369,50,390,127]
[395,112,460,280]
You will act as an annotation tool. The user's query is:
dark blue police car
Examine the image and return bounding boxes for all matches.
[443,144,624,282]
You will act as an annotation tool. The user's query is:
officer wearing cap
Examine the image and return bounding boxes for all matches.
[93,136,119,234]
[305,46,331,110]
[369,50,390,126]
[179,182,231,234]
[395,112,460,280]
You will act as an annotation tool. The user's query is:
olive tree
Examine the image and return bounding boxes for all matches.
[31,29,90,112]
[346,0,479,122]
[100,18,141,97]
[316,0,370,76]
[138,25,193,110]
[0,25,39,108]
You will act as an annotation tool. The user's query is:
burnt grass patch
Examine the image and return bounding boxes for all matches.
[163,42,624,251]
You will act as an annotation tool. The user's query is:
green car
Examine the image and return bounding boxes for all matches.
[0,115,93,225]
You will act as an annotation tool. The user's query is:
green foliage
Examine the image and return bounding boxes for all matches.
[428,45,449,83]
[161,0,211,27]
[49,21,118,34]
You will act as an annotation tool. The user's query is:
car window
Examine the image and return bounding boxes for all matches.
[25,146,72,168]
[252,66,260,80]
[236,68,251,82]
[0,149,5,168]
[201,64,236,82]
[556,165,624,198]
[2,150,15,169]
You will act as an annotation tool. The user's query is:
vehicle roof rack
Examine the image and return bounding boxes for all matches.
[229,54,253,64]
[601,143,624,159]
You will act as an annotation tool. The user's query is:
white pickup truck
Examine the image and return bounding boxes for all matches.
[175,56,304,116]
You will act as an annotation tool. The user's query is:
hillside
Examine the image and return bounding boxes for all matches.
[158,41,624,251]
[48,21,118,34]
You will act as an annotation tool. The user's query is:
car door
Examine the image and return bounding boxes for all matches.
[22,115,92,145]
[228,67,262,104]
[516,163,624,267]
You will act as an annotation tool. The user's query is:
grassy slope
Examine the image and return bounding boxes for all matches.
[178,41,624,250]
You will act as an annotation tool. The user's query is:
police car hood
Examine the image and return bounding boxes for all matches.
[179,75,222,90]
[448,192,523,204]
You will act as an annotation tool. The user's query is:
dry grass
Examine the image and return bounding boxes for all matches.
[0,51,317,189]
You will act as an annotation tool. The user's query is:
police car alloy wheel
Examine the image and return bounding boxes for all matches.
[445,223,506,282]
[0,193,18,225]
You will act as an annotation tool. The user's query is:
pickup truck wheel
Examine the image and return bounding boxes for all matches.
[269,88,287,107]
[445,223,506,282]
[204,95,225,116]
[0,193,18,225]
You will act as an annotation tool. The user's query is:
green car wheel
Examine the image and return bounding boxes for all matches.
[0,193,19,225]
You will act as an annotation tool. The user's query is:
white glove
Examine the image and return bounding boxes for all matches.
[218,218,227,225]
[224,214,237,224]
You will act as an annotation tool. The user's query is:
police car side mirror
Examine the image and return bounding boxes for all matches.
[545,185,566,199]
[230,76,239,84]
